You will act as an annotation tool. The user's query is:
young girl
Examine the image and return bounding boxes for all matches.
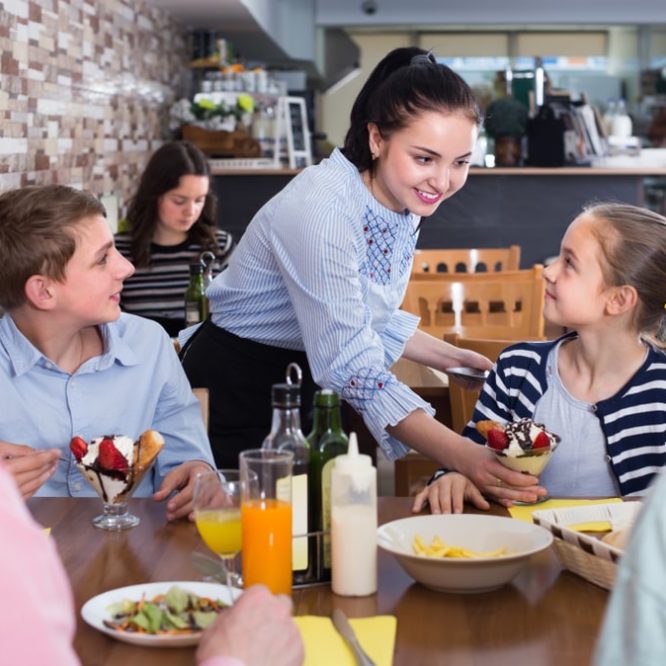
[178,46,541,502]
[116,140,233,336]
[416,203,666,513]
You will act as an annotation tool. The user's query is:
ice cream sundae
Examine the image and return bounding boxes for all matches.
[70,430,164,529]
[477,418,560,475]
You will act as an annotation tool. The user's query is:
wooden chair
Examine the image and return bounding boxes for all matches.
[402,265,546,340]
[443,333,514,434]
[192,387,210,430]
[412,245,521,274]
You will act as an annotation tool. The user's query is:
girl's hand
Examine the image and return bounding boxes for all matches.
[412,472,489,514]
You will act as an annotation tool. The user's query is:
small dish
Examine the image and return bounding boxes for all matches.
[81,581,241,647]
[446,367,489,385]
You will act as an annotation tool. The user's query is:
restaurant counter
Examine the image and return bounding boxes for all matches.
[212,152,666,268]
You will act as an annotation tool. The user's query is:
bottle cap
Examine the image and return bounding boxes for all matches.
[333,432,372,475]
[313,388,340,408]
[271,382,300,407]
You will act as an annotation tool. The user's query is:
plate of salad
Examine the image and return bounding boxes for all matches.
[81,581,240,647]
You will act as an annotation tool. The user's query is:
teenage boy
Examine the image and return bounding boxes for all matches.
[0,185,215,521]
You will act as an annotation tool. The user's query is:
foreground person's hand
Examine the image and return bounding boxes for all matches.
[0,441,59,499]
[453,440,547,507]
[197,585,304,666]
[153,460,213,522]
[412,472,489,514]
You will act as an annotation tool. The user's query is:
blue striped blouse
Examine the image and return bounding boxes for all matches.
[199,148,436,459]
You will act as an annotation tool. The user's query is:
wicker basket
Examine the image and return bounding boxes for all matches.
[551,539,618,590]
[532,502,643,590]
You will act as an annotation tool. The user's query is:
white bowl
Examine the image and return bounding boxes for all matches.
[377,514,553,593]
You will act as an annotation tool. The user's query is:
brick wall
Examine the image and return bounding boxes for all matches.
[0,0,189,215]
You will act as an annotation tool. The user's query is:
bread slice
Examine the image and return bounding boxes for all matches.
[135,430,165,470]
[601,528,631,551]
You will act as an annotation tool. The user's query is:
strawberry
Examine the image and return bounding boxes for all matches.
[532,432,551,450]
[69,436,88,462]
[98,437,129,473]
[487,428,509,451]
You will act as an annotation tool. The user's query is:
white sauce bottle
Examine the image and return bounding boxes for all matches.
[330,432,377,596]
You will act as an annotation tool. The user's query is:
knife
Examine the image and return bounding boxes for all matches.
[332,608,377,666]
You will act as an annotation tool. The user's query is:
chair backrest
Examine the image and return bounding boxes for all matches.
[402,265,545,340]
[443,333,514,434]
[412,245,521,274]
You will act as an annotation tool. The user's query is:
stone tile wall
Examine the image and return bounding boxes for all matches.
[0,0,189,216]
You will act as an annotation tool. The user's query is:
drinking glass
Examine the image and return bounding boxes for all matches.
[193,469,246,597]
[239,449,293,595]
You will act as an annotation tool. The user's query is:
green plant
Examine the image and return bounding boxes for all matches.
[484,97,528,138]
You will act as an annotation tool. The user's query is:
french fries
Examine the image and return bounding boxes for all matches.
[412,535,507,559]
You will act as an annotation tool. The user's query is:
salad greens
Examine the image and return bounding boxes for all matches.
[104,585,227,635]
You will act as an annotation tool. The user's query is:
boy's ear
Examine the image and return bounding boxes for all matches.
[606,284,638,316]
[24,275,57,310]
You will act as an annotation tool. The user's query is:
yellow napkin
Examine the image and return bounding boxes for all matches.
[295,615,396,666]
[508,498,623,527]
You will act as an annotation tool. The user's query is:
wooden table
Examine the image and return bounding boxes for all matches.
[29,497,609,666]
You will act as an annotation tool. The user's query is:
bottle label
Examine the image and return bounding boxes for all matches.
[321,458,335,568]
[185,303,201,325]
[291,473,308,571]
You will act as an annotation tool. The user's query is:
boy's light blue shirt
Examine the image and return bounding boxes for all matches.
[0,313,214,497]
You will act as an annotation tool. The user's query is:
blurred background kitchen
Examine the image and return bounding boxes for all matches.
[1,0,665,266]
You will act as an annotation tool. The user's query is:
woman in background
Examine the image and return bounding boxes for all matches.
[116,141,233,337]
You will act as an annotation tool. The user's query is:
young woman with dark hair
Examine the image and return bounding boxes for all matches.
[116,141,233,336]
[178,47,542,505]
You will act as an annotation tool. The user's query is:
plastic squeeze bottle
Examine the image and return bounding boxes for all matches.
[330,432,377,596]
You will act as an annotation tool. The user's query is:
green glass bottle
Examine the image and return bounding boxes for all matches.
[307,389,348,579]
[184,263,209,325]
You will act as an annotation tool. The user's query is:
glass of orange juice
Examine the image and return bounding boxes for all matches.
[194,469,248,598]
[239,449,293,595]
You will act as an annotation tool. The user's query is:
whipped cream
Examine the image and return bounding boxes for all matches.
[501,418,558,458]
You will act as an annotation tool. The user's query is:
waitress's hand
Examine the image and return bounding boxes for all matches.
[412,472,489,514]
[451,439,547,507]
[401,329,493,376]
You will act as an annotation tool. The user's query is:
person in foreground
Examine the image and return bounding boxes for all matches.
[593,468,666,666]
[0,184,215,521]
[179,46,541,504]
[0,461,303,666]
[116,140,233,337]
[415,203,666,513]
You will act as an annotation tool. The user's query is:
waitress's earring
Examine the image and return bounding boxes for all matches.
[371,152,378,160]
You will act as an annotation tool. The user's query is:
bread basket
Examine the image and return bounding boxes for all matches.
[532,502,642,590]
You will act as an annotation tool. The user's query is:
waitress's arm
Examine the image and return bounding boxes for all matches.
[387,409,543,504]
[401,328,493,373]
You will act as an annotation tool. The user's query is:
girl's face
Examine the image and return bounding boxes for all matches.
[367,109,477,216]
[543,214,618,330]
[155,175,209,244]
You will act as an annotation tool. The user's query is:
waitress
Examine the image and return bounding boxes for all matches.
[180,47,542,504]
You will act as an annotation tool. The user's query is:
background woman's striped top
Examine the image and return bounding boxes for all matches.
[115,229,233,336]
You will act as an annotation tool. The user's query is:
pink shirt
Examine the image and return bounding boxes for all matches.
[0,462,79,665]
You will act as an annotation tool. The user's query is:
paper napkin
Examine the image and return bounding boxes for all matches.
[509,498,623,527]
[295,615,396,666]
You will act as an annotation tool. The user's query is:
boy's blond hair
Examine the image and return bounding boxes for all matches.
[0,185,105,309]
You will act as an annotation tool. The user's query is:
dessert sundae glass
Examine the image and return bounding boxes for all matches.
[70,430,164,530]
[478,418,560,503]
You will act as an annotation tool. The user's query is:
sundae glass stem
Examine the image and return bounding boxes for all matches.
[92,501,140,530]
